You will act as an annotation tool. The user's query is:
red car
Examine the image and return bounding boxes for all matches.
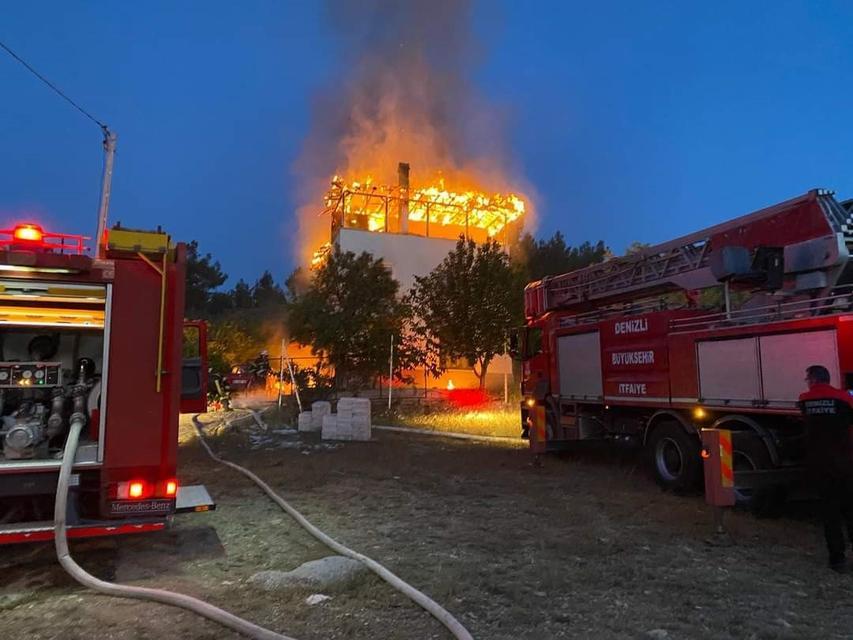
[224,364,254,392]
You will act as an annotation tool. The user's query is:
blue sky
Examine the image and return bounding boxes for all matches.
[2,1,852,285]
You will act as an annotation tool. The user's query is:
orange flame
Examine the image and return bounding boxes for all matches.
[292,1,535,267]
[324,174,526,241]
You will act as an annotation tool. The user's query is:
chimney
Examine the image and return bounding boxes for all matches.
[398,162,410,234]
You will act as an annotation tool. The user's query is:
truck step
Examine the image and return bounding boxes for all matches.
[175,484,216,514]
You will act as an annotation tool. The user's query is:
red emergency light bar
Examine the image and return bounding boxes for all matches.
[0,223,88,255]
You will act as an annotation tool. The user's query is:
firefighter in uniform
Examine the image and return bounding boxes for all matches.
[798,364,853,571]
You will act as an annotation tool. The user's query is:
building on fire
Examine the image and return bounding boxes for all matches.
[309,162,524,391]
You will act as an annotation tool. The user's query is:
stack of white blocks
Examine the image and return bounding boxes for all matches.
[297,411,313,432]
[321,413,337,437]
[310,401,331,431]
[321,397,371,441]
[298,401,330,433]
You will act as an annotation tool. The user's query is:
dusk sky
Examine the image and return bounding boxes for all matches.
[2,1,852,286]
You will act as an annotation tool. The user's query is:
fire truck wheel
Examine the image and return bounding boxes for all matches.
[648,421,702,492]
[730,431,784,516]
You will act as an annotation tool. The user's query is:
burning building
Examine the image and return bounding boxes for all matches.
[292,0,529,392]
[305,162,522,393]
[313,162,526,290]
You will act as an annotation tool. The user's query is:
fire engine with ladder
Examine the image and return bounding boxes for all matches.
[517,189,853,508]
[0,130,213,545]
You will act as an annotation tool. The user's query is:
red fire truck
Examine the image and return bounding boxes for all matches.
[0,222,212,544]
[517,189,853,503]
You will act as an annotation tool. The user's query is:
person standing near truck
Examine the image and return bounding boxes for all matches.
[799,364,853,572]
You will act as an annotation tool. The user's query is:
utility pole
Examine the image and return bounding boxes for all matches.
[95,127,117,257]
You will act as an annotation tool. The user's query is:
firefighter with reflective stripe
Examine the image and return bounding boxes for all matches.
[798,364,853,572]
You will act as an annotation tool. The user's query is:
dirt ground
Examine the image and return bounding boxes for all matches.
[3,409,853,640]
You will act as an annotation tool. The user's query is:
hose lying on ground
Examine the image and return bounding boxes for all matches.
[54,417,297,640]
[193,412,475,640]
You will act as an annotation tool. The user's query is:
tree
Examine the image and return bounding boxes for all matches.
[625,241,650,256]
[185,241,228,316]
[513,231,609,282]
[207,320,265,374]
[207,291,234,315]
[231,279,254,309]
[284,267,309,303]
[408,238,516,389]
[287,248,408,388]
[252,270,287,307]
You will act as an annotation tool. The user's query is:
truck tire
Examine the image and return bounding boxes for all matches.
[648,421,702,492]
[730,430,785,517]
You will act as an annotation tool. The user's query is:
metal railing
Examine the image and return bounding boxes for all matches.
[0,229,89,255]
[556,298,676,328]
[670,287,853,332]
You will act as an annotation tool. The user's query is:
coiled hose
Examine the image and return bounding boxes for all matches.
[54,417,297,640]
[193,412,474,640]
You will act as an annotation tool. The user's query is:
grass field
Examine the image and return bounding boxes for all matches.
[376,406,521,438]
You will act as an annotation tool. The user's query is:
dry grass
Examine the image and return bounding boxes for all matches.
[378,406,521,438]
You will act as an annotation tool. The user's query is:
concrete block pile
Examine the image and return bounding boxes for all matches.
[297,401,331,433]
[310,401,331,430]
[321,413,337,436]
[321,397,371,441]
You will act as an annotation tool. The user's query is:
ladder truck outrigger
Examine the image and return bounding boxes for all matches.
[515,189,853,508]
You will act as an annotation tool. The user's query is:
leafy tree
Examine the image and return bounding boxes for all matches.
[408,238,516,389]
[287,248,408,388]
[252,270,287,307]
[185,240,228,316]
[207,320,265,374]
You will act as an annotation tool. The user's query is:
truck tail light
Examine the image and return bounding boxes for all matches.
[116,480,149,500]
[113,479,177,500]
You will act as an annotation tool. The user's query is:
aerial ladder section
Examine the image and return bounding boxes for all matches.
[525,189,853,317]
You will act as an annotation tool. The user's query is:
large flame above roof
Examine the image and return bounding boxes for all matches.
[294,0,533,266]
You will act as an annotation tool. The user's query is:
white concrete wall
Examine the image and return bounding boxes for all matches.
[337,228,457,292]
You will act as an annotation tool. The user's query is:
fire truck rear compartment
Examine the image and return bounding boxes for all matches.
[0,326,104,466]
[0,316,105,524]
[0,279,107,520]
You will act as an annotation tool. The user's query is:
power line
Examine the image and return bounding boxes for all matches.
[0,39,107,131]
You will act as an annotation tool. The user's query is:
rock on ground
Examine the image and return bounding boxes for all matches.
[250,556,368,591]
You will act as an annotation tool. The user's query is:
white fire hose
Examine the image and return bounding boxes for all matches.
[54,417,297,640]
[193,411,474,640]
[53,412,474,640]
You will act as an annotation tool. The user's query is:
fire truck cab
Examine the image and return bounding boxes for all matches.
[517,189,853,504]
[0,222,210,544]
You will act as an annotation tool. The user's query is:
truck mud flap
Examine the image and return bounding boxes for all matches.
[175,484,216,514]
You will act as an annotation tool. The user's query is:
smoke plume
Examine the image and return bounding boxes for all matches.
[293,0,530,264]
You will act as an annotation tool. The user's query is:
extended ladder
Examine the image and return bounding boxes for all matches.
[527,189,852,315]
